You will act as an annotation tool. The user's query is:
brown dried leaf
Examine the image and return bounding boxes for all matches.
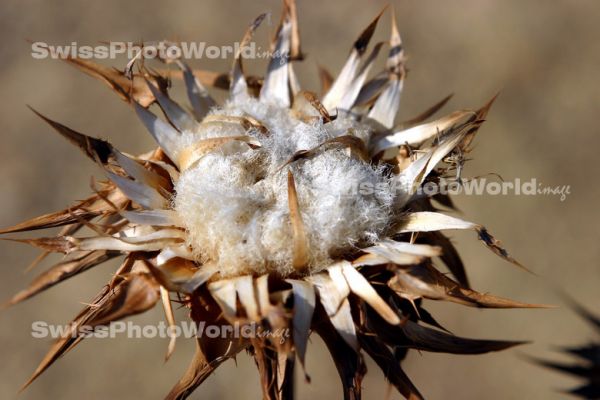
[5,250,117,307]
[282,0,302,60]
[167,294,247,400]
[359,334,424,400]
[160,286,177,361]
[20,286,110,390]
[148,258,216,294]
[287,171,309,272]
[159,68,230,90]
[314,307,366,400]
[459,92,499,152]
[64,57,164,107]
[21,272,158,390]
[281,135,369,172]
[476,226,529,272]
[366,308,528,355]
[292,91,332,122]
[388,262,550,309]
[0,207,96,235]
[317,64,334,95]
[177,135,261,171]
[30,107,171,201]
[90,273,160,326]
[420,231,469,288]
[286,279,315,367]
[3,236,75,253]
[402,319,527,354]
[372,110,474,155]
[28,106,111,161]
[397,211,530,271]
[165,341,241,400]
[231,14,268,99]
[400,94,454,127]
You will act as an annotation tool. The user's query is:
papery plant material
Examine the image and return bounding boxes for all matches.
[3,2,550,399]
[533,299,600,399]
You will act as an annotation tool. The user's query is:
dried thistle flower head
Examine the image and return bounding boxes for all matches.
[2,2,550,399]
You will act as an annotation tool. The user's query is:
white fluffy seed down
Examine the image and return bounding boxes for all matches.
[174,97,397,277]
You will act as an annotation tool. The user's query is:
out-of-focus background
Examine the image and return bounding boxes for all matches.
[0,0,598,399]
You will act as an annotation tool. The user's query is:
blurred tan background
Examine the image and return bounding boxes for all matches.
[1,0,599,399]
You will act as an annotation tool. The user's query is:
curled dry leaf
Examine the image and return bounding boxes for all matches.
[292,91,333,122]
[231,13,268,99]
[177,136,261,171]
[280,135,369,172]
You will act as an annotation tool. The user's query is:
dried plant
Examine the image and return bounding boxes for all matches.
[2,2,548,399]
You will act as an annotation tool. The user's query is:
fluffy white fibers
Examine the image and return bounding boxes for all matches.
[174,97,397,277]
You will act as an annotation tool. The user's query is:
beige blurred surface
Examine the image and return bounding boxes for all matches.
[1,0,599,399]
